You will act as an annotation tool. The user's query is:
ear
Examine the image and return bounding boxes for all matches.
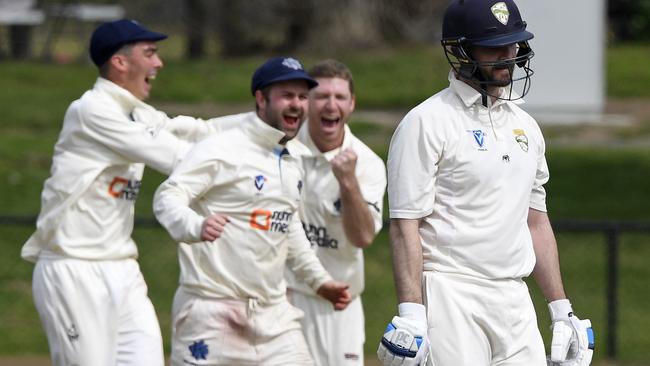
[349,94,356,113]
[109,54,129,73]
[255,89,266,111]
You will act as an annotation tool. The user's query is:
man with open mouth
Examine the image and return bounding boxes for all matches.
[153,56,352,366]
[22,18,222,366]
[286,59,387,366]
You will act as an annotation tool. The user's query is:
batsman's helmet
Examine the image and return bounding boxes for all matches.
[441,0,534,100]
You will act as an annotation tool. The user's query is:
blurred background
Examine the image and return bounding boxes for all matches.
[1,0,649,365]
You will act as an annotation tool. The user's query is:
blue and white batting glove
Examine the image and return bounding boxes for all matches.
[547,299,595,366]
[377,302,430,366]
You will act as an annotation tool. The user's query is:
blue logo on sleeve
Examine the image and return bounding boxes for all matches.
[189,340,209,360]
[254,175,266,191]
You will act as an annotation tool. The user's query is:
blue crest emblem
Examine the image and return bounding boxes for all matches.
[254,175,266,191]
[189,340,209,360]
[472,130,485,148]
[297,180,303,193]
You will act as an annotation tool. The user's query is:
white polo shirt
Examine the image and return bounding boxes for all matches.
[287,124,386,298]
[21,77,214,262]
[387,71,549,280]
[154,112,333,305]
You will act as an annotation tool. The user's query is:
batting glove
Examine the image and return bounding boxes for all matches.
[547,299,595,366]
[377,302,430,366]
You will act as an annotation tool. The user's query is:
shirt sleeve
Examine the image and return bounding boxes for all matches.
[285,213,332,291]
[387,110,443,219]
[358,155,387,233]
[530,133,549,212]
[79,102,190,175]
[132,106,216,143]
[153,140,220,243]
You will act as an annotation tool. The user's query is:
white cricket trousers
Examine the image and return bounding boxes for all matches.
[289,291,364,366]
[170,287,314,366]
[32,257,164,366]
[423,271,546,366]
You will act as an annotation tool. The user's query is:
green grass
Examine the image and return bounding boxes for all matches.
[2,45,650,363]
[607,43,650,98]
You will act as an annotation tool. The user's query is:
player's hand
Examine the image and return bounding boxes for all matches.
[316,281,351,310]
[331,148,358,183]
[547,299,595,366]
[377,303,429,366]
[201,214,230,242]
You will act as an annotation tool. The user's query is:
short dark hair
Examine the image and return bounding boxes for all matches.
[308,59,354,95]
[98,43,135,78]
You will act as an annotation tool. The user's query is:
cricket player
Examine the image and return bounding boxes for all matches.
[21,19,220,366]
[285,59,386,366]
[153,56,352,366]
[377,1,595,365]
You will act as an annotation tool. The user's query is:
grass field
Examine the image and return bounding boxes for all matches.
[1,44,650,364]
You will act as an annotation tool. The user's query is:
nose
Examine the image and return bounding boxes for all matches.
[153,54,164,69]
[499,44,518,58]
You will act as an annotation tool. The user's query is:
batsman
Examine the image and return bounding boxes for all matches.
[377,0,595,365]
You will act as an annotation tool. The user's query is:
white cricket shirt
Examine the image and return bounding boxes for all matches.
[154,112,333,305]
[287,124,386,298]
[388,72,549,280]
[21,77,213,262]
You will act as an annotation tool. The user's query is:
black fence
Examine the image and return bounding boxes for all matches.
[2,216,649,361]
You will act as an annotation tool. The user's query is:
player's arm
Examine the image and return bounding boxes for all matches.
[529,208,566,301]
[332,148,377,248]
[390,218,424,304]
[285,213,351,310]
[81,103,191,174]
[153,140,225,243]
[529,208,596,365]
[132,107,238,143]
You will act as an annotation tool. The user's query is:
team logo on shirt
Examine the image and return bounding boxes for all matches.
[249,209,293,233]
[66,324,79,342]
[491,2,509,25]
[469,129,488,151]
[333,198,342,212]
[303,222,339,249]
[189,340,209,360]
[254,175,267,191]
[107,176,141,201]
[513,129,529,152]
[298,180,303,194]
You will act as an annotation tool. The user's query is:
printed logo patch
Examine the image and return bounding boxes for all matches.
[282,57,303,70]
[108,176,141,201]
[189,340,209,360]
[471,129,488,150]
[513,129,529,152]
[297,180,303,194]
[303,222,339,249]
[249,209,293,233]
[491,2,510,25]
[254,175,267,191]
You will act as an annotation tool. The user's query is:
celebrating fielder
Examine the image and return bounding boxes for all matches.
[153,56,351,366]
[377,1,595,365]
[22,19,221,366]
[286,59,387,366]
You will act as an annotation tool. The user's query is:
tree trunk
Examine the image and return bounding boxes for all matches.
[185,0,206,59]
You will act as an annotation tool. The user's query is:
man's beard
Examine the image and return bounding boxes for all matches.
[481,64,515,87]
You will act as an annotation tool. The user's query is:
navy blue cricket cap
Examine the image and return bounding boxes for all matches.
[251,57,318,95]
[89,19,167,67]
[442,0,533,47]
